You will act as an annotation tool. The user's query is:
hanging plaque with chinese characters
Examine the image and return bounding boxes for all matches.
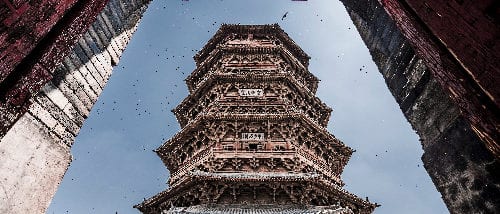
[238,89,263,97]
[241,133,265,141]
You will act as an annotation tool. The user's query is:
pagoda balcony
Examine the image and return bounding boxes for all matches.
[168,146,343,187]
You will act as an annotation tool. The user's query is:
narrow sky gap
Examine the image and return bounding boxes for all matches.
[47,1,447,213]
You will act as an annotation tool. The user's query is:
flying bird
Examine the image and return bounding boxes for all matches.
[281,12,288,20]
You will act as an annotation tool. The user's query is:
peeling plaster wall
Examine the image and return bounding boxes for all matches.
[339,0,500,213]
[0,0,151,212]
[0,114,71,213]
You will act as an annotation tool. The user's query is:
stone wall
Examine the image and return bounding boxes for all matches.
[339,0,499,213]
[0,0,109,137]
[0,0,151,213]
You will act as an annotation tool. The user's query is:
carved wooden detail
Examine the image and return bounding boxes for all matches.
[157,117,350,175]
[136,24,377,214]
[143,179,374,214]
[174,80,331,128]
[186,50,318,98]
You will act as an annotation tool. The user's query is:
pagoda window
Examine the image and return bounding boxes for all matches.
[195,141,202,149]
[187,146,194,156]
[263,86,273,95]
[307,110,315,119]
[244,143,263,151]
[274,145,286,151]
[209,93,217,102]
[190,109,198,118]
[248,143,258,150]
[322,153,332,164]
[180,153,187,162]
[305,141,312,149]
[315,147,322,156]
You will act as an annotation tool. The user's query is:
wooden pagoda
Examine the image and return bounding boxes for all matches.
[135,24,378,214]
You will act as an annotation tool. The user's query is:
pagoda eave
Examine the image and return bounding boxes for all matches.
[174,73,332,127]
[157,113,351,157]
[136,173,376,214]
[194,24,310,67]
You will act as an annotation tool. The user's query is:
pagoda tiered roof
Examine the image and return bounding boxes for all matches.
[135,171,377,214]
[174,73,332,127]
[194,24,310,67]
[155,113,353,171]
[185,44,319,93]
[136,24,377,214]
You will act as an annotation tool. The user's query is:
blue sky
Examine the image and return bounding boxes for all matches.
[47,0,448,213]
